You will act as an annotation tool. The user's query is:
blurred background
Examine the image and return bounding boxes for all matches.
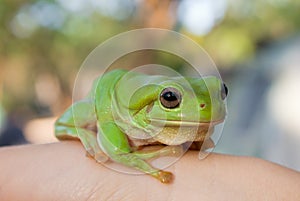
[1,0,300,171]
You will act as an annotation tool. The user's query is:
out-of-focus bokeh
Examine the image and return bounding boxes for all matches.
[1,0,300,170]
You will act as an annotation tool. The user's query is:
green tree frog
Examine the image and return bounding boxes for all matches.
[55,69,228,183]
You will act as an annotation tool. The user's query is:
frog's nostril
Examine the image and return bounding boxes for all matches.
[200,103,206,109]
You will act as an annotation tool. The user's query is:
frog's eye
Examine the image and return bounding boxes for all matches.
[221,83,228,100]
[160,87,182,109]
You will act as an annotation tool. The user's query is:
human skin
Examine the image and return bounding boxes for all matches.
[0,141,299,201]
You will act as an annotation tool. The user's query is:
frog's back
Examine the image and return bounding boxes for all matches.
[93,69,128,122]
[55,69,127,140]
[88,69,127,99]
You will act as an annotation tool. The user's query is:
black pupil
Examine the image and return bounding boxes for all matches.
[163,91,178,101]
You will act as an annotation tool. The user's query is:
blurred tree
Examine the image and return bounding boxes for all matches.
[201,0,300,68]
[0,0,299,144]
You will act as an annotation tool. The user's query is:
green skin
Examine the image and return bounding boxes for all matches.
[55,69,227,183]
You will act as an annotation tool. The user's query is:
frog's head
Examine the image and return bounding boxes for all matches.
[124,75,227,128]
[114,73,227,144]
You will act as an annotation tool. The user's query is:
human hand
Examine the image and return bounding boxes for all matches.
[0,141,299,201]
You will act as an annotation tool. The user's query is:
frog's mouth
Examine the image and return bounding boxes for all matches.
[149,119,224,127]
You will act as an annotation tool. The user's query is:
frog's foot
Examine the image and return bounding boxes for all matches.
[133,145,183,160]
[77,129,109,163]
[85,148,95,158]
[110,153,174,184]
[85,148,109,163]
[153,170,173,183]
[95,153,109,163]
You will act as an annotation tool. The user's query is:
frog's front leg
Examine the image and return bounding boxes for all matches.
[133,145,183,160]
[98,122,174,183]
[55,101,108,163]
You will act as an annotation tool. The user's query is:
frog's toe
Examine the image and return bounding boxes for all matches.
[85,148,95,158]
[95,152,109,163]
[156,170,173,184]
[85,148,108,163]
